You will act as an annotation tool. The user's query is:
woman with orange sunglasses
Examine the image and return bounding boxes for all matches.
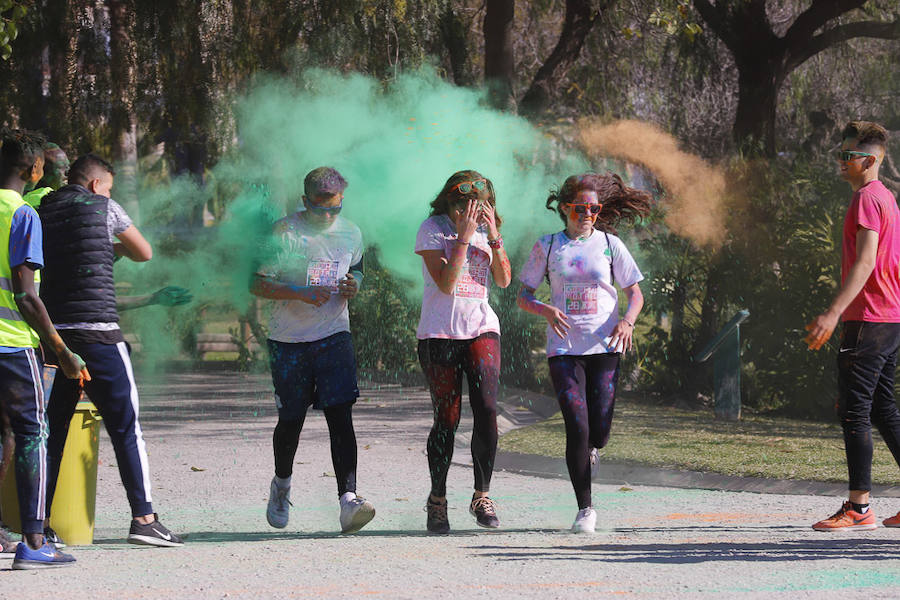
[414,170,511,534]
[517,172,651,533]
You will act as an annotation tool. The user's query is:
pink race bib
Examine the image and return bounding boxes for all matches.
[455,265,488,299]
[564,283,599,315]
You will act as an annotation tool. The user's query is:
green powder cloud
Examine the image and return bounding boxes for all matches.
[115,68,593,363]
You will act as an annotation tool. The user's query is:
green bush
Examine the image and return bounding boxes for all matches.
[633,154,850,417]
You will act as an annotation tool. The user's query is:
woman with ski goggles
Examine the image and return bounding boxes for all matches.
[413,169,511,534]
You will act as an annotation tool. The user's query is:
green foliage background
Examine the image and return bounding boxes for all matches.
[1,1,898,419]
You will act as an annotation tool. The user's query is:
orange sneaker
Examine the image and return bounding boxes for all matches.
[812,501,877,531]
[883,511,900,527]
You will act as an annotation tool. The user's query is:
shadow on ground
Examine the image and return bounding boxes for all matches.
[471,536,900,564]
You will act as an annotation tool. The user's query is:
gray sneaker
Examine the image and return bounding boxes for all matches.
[266,477,291,529]
[127,514,184,547]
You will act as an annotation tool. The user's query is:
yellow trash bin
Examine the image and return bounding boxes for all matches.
[0,367,102,545]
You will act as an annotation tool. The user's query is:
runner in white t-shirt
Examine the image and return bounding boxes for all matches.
[251,167,375,535]
[517,173,651,534]
[415,170,512,533]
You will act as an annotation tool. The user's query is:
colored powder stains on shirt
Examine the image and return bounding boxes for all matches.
[414,215,500,340]
[261,213,364,344]
[570,256,588,272]
[519,231,642,357]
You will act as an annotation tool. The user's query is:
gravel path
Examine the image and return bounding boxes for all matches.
[4,370,900,598]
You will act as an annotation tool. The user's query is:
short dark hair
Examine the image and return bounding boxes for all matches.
[0,128,45,175]
[68,153,115,187]
[303,167,347,199]
[842,120,888,153]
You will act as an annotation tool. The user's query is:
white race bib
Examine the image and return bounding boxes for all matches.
[307,259,341,288]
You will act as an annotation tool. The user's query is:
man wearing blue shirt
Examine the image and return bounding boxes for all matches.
[0,129,88,569]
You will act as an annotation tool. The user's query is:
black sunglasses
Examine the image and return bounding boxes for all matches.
[837,150,875,162]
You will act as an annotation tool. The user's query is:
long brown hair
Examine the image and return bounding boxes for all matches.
[546,172,650,234]
[429,169,503,228]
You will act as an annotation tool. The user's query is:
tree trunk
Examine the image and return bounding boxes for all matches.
[483,0,515,110]
[45,0,80,152]
[732,57,781,157]
[440,5,472,86]
[108,0,139,217]
[519,0,604,116]
[693,0,899,156]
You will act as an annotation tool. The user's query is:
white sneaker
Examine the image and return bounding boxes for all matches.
[572,507,597,533]
[266,477,291,529]
[340,494,376,534]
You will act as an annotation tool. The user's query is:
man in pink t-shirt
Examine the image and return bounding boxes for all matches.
[805,121,900,532]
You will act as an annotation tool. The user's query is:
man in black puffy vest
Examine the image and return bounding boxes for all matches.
[39,154,184,548]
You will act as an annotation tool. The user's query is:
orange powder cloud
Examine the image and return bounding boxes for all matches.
[578,119,727,247]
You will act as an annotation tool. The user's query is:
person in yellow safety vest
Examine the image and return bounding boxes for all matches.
[7,140,188,515]
[0,128,89,569]
[22,143,69,209]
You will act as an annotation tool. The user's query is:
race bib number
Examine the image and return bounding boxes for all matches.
[455,265,488,299]
[307,259,341,288]
[564,283,599,315]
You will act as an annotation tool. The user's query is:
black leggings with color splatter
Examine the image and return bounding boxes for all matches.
[418,333,500,498]
[549,353,620,510]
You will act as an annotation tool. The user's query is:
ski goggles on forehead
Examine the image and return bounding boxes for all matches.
[450,179,487,194]
[837,150,875,161]
[566,203,603,218]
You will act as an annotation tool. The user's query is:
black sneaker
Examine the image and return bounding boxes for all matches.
[44,526,66,549]
[469,494,500,528]
[127,514,184,547]
[425,497,450,534]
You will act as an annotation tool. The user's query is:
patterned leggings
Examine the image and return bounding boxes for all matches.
[417,333,500,497]
[549,353,620,509]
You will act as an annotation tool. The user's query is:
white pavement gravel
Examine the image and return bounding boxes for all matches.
[4,370,900,599]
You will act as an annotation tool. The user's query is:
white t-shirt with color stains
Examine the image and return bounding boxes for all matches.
[414,215,500,340]
[519,230,642,357]
[260,213,363,343]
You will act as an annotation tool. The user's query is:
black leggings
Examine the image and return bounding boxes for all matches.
[549,353,620,509]
[837,321,900,491]
[273,402,357,496]
[418,333,500,497]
